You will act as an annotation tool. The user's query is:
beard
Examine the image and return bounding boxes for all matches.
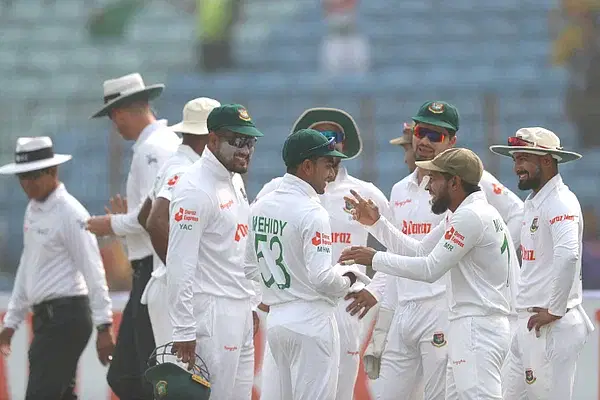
[215,140,253,174]
[431,188,451,215]
[517,165,542,191]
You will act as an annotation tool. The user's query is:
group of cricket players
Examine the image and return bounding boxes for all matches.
[0,71,594,400]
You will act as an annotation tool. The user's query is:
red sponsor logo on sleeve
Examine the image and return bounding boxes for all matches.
[520,245,536,261]
[174,207,199,223]
[444,226,465,247]
[492,183,504,195]
[167,175,180,186]
[311,232,332,246]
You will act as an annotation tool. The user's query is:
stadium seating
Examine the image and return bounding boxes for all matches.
[0,0,598,271]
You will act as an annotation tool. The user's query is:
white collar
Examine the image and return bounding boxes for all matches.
[132,119,168,152]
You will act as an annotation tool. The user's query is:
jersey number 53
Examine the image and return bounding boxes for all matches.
[255,234,291,289]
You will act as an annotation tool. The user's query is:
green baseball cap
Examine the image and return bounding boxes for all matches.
[145,362,211,400]
[415,147,483,185]
[412,101,460,132]
[282,128,348,167]
[291,108,363,160]
[207,104,264,137]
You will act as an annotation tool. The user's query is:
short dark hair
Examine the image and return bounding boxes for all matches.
[286,155,319,174]
[442,172,481,195]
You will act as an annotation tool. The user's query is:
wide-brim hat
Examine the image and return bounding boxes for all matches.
[0,136,72,175]
[489,127,582,164]
[291,108,362,160]
[90,72,164,119]
[389,121,415,146]
[170,97,221,135]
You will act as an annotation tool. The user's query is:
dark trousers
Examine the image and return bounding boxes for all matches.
[26,296,93,400]
[107,255,156,400]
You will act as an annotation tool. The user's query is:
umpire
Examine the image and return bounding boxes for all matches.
[0,136,114,399]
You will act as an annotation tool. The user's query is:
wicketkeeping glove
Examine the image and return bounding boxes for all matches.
[363,306,394,379]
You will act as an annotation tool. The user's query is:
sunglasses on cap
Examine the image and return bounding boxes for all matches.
[507,136,558,149]
[319,130,345,144]
[217,132,257,149]
[299,137,337,158]
[413,126,446,143]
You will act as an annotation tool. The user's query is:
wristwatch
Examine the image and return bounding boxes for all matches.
[97,323,112,333]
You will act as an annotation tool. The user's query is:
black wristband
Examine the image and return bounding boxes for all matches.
[97,323,112,333]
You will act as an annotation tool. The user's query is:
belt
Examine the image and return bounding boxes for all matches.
[131,255,153,271]
[33,295,89,317]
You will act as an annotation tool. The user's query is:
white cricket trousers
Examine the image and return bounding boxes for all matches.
[501,306,592,400]
[194,294,254,400]
[334,296,362,400]
[143,268,172,347]
[267,300,340,400]
[371,295,448,400]
[445,315,510,400]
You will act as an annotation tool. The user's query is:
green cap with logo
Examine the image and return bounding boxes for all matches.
[412,101,460,132]
[207,104,264,137]
[145,362,211,400]
[282,128,348,167]
[415,148,483,185]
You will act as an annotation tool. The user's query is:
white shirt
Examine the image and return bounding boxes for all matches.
[516,175,583,316]
[166,148,255,342]
[150,144,201,203]
[370,191,513,321]
[387,169,524,306]
[148,144,201,272]
[111,120,180,261]
[4,184,113,329]
[255,166,391,299]
[246,173,352,307]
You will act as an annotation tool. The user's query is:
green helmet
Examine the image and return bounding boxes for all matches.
[144,342,211,400]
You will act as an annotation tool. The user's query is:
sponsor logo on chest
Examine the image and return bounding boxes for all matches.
[402,220,432,235]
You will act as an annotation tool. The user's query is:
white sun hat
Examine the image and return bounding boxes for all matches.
[489,127,582,164]
[0,137,72,175]
[90,72,164,119]
[169,97,221,135]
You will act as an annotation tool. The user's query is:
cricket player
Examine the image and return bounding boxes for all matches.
[0,137,114,398]
[490,127,594,400]
[254,108,391,400]
[341,148,516,400]
[87,73,180,399]
[364,101,523,400]
[167,104,263,400]
[246,128,371,400]
[137,97,220,348]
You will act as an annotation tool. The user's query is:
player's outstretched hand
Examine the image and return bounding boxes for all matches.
[345,289,378,319]
[527,307,561,338]
[339,246,377,267]
[343,189,381,226]
[172,339,197,371]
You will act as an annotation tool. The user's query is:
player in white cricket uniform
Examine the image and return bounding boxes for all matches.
[365,101,523,400]
[246,128,371,400]
[167,104,263,400]
[87,73,180,399]
[490,127,594,400]
[137,98,220,348]
[254,108,391,400]
[341,148,516,400]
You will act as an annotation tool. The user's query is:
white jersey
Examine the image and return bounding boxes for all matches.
[111,120,180,260]
[246,173,352,307]
[166,148,255,342]
[149,144,200,203]
[255,166,391,299]
[370,191,513,320]
[516,174,583,316]
[388,169,524,307]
